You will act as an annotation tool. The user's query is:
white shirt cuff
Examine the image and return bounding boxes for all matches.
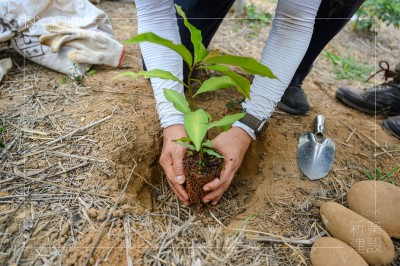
[232,121,256,140]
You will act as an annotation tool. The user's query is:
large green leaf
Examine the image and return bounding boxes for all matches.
[184,109,209,151]
[204,54,277,79]
[123,32,193,67]
[113,70,184,86]
[208,113,245,129]
[163,89,191,114]
[200,65,251,99]
[175,5,208,64]
[194,76,236,97]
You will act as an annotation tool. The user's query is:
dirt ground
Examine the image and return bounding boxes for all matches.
[1,1,399,265]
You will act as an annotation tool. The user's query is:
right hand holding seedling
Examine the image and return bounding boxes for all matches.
[159,124,190,206]
[202,127,252,205]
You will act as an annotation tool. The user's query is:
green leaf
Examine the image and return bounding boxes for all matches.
[204,49,220,61]
[113,70,184,85]
[206,111,213,123]
[194,76,236,97]
[175,4,208,64]
[202,140,213,148]
[222,125,230,132]
[374,166,383,178]
[184,109,209,151]
[385,166,400,178]
[163,89,191,114]
[203,148,224,159]
[173,137,192,143]
[364,169,373,180]
[208,113,245,129]
[200,65,251,99]
[176,141,196,151]
[204,54,277,78]
[123,32,193,67]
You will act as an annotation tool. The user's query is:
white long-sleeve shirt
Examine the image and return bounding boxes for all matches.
[135,0,322,139]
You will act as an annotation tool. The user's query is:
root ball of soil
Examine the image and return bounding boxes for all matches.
[183,151,223,206]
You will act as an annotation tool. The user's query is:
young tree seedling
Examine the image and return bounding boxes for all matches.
[115,4,276,164]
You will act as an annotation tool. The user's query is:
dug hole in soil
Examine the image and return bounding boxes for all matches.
[0,1,399,265]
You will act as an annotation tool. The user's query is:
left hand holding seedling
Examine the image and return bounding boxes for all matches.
[202,127,252,205]
[159,124,190,206]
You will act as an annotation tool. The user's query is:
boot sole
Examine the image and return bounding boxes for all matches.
[277,102,309,115]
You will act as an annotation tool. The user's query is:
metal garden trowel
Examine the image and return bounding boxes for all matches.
[297,115,335,180]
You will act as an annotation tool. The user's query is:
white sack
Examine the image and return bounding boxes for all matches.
[0,0,114,76]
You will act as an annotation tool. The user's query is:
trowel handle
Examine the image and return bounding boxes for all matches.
[315,115,325,134]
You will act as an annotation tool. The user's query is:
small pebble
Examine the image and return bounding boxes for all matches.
[60,222,71,236]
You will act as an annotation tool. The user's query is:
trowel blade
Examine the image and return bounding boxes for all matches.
[297,132,335,180]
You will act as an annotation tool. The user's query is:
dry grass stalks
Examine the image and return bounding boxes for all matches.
[0,63,117,265]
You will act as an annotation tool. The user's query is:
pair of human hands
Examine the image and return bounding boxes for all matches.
[159,124,252,206]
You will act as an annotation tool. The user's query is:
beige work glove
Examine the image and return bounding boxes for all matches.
[0,58,12,83]
[39,23,125,68]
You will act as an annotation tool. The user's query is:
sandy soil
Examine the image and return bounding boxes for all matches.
[0,1,399,265]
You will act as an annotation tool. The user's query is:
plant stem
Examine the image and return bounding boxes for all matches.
[187,65,196,111]
[198,147,204,171]
[199,146,204,162]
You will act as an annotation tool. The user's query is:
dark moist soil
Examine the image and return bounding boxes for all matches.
[184,151,224,206]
